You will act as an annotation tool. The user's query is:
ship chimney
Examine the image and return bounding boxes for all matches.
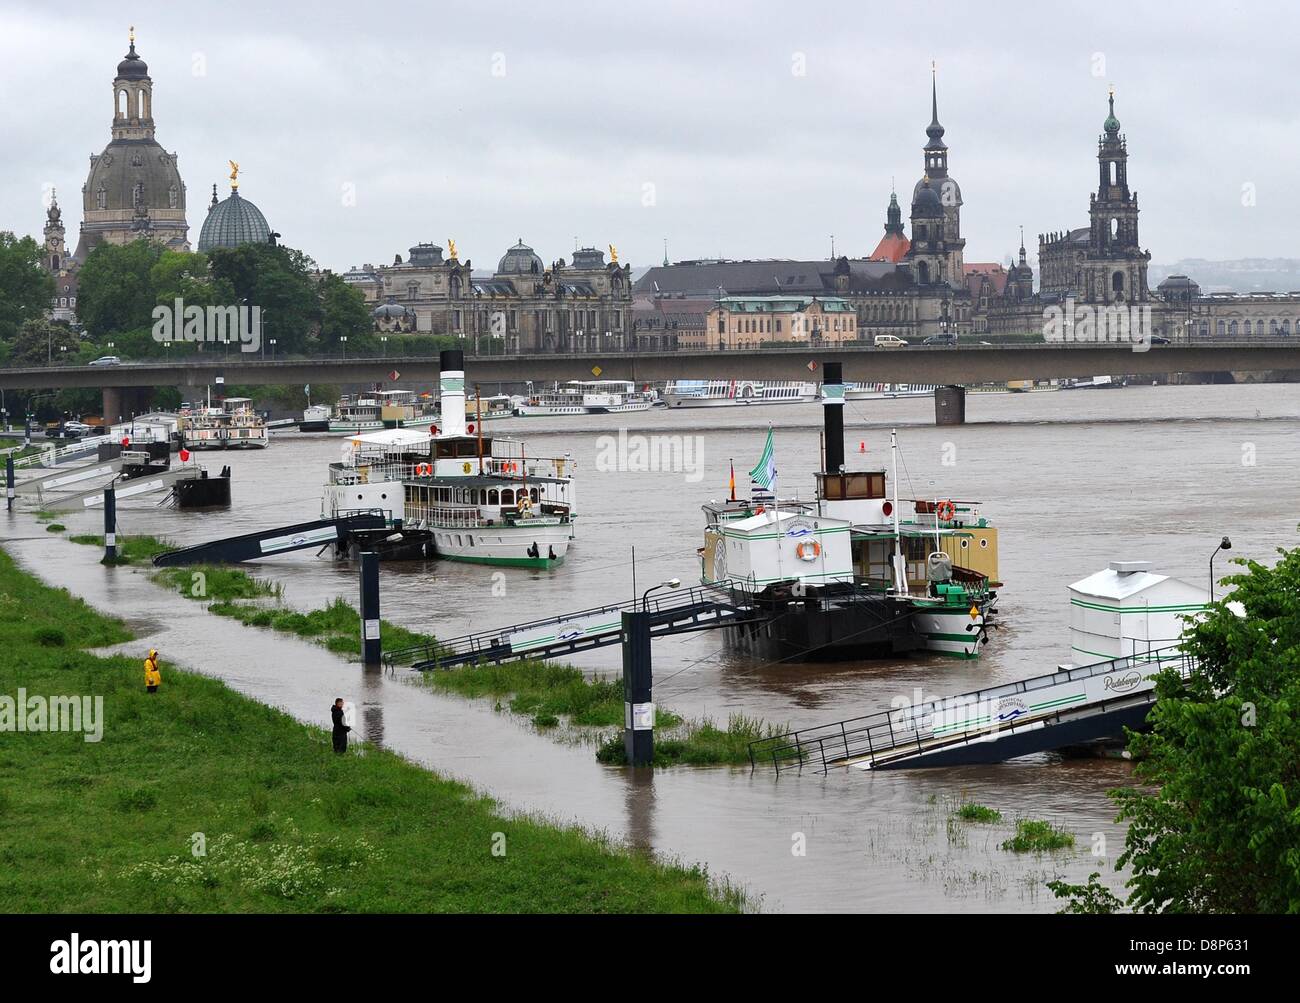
[822,361,845,474]
[439,349,466,437]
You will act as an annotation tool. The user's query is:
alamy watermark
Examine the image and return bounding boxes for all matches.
[0,689,103,742]
[594,429,704,482]
[1043,297,1155,352]
[152,298,262,353]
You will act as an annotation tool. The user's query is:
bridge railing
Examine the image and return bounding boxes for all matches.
[747,645,1197,774]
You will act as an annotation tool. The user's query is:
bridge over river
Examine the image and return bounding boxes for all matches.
[2,339,1295,421]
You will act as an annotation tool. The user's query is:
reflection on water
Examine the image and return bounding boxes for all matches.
[5,383,1298,912]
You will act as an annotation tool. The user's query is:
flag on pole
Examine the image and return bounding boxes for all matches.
[728,458,736,501]
[749,427,777,493]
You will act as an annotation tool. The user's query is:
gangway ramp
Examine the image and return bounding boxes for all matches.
[385,585,751,671]
[747,647,1193,773]
[151,513,386,567]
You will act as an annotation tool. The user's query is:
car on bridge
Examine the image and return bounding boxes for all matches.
[922,333,958,347]
[88,355,121,366]
[873,335,909,348]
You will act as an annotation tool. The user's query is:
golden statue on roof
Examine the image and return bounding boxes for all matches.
[608,244,619,264]
[130,25,135,43]
[448,238,458,260]
[228,161,240,190]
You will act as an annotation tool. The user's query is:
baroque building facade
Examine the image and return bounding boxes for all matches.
[351,241,633,352]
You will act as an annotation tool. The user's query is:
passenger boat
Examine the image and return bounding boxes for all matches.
[699,365,998,661]
[664,379,818,408]
[845,383,939,400]
[178,397,269,450]
[329,390,439,433]
[515,380,654,416]
[300,403,332,431]
[322,352,576,567]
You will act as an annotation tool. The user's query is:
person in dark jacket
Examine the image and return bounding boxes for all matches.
[331,698,351,754]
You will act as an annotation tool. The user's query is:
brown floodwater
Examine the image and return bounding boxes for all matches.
[5,382,1298,911]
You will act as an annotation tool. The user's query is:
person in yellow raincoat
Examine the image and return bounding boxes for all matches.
[144,649,161,694]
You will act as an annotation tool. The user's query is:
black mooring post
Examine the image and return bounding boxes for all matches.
[103,485,117,561]
[5,454,14,512]
[621,609,654,767]
[359,551,381,667]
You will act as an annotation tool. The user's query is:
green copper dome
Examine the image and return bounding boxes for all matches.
[197,186,271,252]
[1104,92,1120,134]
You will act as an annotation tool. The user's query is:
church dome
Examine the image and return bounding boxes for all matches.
[116,41,149,80]
[85,139,185,214]
[197,188,271,252]
[497,240,544,275]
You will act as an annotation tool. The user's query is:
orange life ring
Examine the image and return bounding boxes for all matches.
[936,500,956,521]
[796,540,821,561]
[415,462,432,476]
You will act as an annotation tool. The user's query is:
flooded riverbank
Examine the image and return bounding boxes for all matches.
[6,382,1298,911]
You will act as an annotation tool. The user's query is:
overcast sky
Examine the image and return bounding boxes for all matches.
[4,0,1298,273]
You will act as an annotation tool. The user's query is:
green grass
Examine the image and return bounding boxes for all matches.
[422,660,682,730]
[203,595,431,660]
[953,803,1003,824]
[0,546,744,913]
[999,819,1075,853]
[69,533,173,566]
[45,524,66,533]
[154,565,282,602]
[596,714,786,767]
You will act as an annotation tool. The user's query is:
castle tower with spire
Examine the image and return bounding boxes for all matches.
[910,63,965,285]
[74,28,189,260]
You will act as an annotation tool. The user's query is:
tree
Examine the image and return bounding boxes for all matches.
[6,318,77,368]
[318,271,373,347]
[1060,542,1300,913]
[0,232,54,343]
[207,243,319,354]
[76,239,165,337]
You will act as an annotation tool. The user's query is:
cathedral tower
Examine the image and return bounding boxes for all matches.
[1084,89,1149,303]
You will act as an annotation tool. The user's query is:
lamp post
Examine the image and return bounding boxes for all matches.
[1209,536,1232,601]
[641,577,681,611]
[340,335,348,360]
[380,335,388,358]
[269,338,277,360]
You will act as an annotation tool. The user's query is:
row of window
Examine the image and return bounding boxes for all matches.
[1208,319,1294,336]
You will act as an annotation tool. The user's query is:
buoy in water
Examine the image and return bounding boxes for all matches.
[859,441,866,453]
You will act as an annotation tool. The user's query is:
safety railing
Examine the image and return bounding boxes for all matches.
[747,645,1196,774]
[382,582,751,670]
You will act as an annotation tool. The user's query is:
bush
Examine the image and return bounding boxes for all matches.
[1000,819,1074,853]
[33,627,66,647]
[954,803,1002,824]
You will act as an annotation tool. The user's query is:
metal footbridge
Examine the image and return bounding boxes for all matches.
[151,513,387,567]
[747,647,1193,773]
[384,585,752,671]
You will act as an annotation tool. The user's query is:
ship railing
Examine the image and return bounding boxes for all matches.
[746,644,1197,774]
[328,460,416,485]
[416,504,484,529]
